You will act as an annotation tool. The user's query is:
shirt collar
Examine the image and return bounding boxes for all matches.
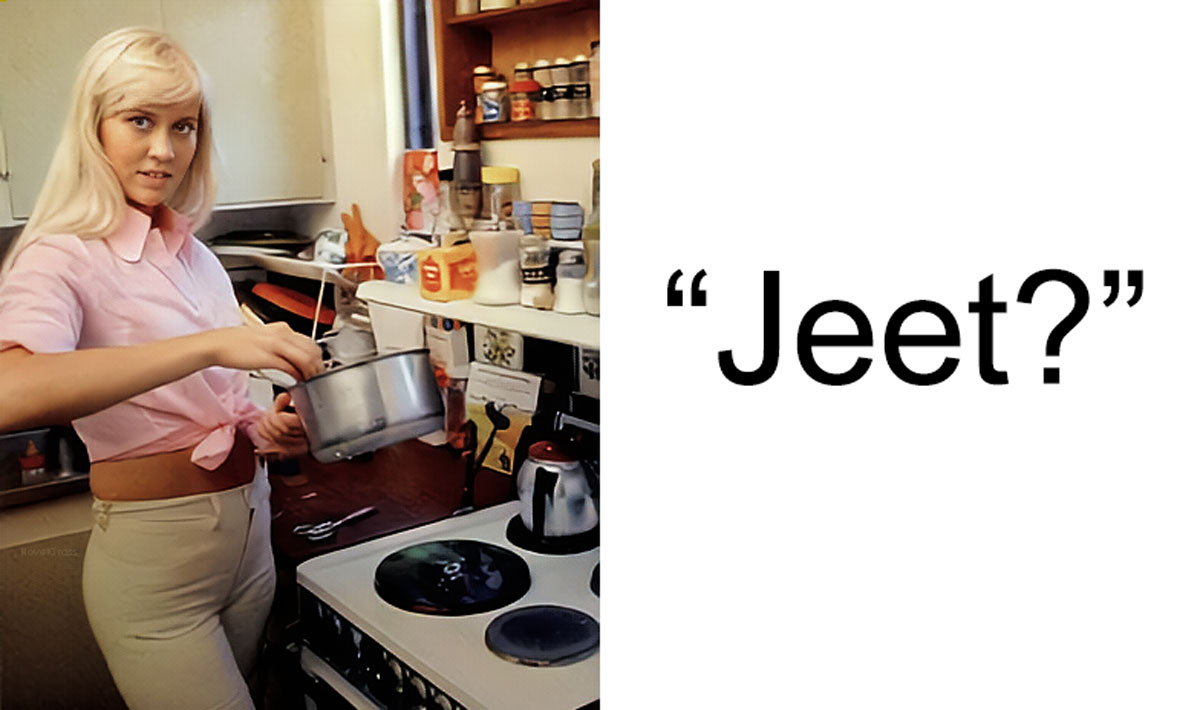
[105,205,192,263]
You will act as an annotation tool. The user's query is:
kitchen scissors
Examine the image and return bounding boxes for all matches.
[293,505,378,541]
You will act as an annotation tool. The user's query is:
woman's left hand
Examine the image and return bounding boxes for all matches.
[254,392,309,459]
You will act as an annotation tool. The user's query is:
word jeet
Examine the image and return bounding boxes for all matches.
[667,269,1143,386]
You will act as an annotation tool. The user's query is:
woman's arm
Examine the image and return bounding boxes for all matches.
[0,322,323,433]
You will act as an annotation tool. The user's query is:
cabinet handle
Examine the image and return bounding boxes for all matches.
[0,120,8,179]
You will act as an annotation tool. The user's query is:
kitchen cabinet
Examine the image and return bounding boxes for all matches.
[432,0,600,142]
[0,0,330,221]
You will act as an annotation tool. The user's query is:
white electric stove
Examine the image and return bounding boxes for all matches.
[296,500,599,710]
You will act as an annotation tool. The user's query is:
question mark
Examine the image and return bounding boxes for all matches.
[1016,269,1089,384]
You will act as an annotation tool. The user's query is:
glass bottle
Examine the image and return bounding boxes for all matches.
[582,159,600,315]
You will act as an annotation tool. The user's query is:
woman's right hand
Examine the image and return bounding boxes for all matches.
[205,322,324,381]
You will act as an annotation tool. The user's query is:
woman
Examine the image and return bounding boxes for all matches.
[0,28,323,709]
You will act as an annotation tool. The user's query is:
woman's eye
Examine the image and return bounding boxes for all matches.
[130,116,152,129]
[174,122,196,135]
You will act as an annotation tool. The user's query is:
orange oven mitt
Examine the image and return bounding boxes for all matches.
[341,203,385,282]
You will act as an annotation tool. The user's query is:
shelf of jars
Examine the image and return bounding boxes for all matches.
[479,117,597,140]
[356,279,599,350]
[434,0,599,141]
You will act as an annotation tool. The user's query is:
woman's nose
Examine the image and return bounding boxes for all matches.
[148,129,175,161]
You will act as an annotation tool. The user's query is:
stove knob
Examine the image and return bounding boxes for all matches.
[410,674,427,699]
[432,691,454,710]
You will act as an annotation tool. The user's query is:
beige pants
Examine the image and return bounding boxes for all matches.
[82,467,275,710]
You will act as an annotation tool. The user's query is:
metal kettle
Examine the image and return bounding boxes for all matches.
[516,441,598,538]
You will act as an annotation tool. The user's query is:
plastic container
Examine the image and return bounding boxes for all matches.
[549,201,584,240]
[529,200,553,237]
[455,0,479,15]
[478,80,509,123]
[469,229,522,305]
[512,201,533,234]
[513,62,532,83]
[479,0,516,10]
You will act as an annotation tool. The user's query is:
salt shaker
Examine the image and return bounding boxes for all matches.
[519,236,554,310]
[553,250,586,314]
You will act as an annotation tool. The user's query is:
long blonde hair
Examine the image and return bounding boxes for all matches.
[2,27,215,273]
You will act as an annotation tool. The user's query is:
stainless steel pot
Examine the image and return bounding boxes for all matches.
[516,441,598,538]
[287,348,444,463]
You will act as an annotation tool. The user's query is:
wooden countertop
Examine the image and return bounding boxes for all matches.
[267,438,515,565]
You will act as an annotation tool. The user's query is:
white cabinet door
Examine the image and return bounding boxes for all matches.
[0,0,164,219]
[0,0,328,219]
[162,0,328,206]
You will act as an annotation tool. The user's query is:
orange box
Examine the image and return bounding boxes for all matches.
[418,243,478,301]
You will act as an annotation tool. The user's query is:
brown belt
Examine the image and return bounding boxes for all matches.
[90,432,258,501]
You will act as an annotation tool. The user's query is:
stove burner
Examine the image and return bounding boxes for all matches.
[505,515,599,555]
[590,564,599,597]
[484,605,600,667]
[374,540,530,616]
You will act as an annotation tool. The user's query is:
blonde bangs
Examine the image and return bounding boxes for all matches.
[99,43,204,118]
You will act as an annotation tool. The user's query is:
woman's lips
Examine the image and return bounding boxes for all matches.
[137,170,172,184]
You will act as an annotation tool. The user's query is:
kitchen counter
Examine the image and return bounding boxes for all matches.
[267,438,514,565]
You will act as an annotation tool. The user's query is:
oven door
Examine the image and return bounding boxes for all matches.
[299,647,381,710]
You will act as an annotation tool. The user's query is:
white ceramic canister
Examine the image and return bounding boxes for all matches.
[469,229,523,305]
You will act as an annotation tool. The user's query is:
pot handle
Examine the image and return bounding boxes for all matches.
[532,466,558,539]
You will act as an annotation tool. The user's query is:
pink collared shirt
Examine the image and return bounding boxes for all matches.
[0,206,264,470]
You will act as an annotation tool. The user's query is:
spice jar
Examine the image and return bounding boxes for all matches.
[478,80,509,123]
[472,65,495,123]
[569,84,591,119]
[550,57,571,87]
[513,62,532,83]
[509,80,539,122]
[481,165,521,226]
[519,235,554,310]
[532,59,552,88]
[569,54,590,84]
[543,85,566,120]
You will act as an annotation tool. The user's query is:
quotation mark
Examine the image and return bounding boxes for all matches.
[667,269,707,307]
[1102,270,1143,307]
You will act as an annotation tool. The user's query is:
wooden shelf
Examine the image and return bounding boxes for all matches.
[434,0,599,142]
[447,0,599,27]
[357,279,599,350]
[480,117,598,139]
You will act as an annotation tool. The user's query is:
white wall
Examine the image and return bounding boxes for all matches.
[307,0,600,243]
[449,137,599,214]
[301,0,406,242]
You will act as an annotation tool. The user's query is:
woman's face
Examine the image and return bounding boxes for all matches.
[99,98,200,215]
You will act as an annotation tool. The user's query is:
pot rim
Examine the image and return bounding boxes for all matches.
[292,347,432,385]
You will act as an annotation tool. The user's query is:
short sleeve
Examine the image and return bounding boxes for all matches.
[0,235,91,353]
